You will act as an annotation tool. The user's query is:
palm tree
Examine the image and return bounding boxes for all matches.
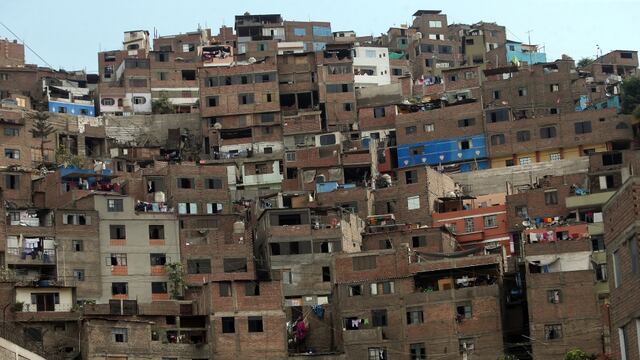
[28,111,55,167]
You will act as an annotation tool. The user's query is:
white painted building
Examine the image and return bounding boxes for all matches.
[353,47,391,88]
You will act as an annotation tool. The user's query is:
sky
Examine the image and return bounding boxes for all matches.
[1,0,638,72]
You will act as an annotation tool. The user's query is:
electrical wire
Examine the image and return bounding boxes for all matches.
[0,21,54,69]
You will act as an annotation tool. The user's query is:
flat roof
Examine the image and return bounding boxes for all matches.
[413,10,442,16]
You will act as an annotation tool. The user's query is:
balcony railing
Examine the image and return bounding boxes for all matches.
[7,248,56,264]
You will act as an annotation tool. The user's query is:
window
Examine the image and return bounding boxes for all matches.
[517,130,531,142]
[370,281,394,295]
[373,107,386,118]
[344,103,353,111]
[145,225,164,240]
[73,269,85,281]
[223,258,247,273]
[405,126,417,135]
[540,126,557,139]
[353,255,376,271]
[206,178,223,189]
[549,108,559,115]
[293,28,306,36]
[107,199,123,212]
[493,90,501,100]
[222,317,235,333]
[0,73,8,80]
[111,282,128,295]
[620,52,633,59]
[613,249,622,287]
[464,218,474,233]
[282,269,293,284]
[405,170,418,184]
[456,302,472,320]
[518,87,528,96]
[261,127,272,135]
[575,121,592,134]
[207,96,218,107]
[72,240,83,252]
[544,190,558,205]
[257,42,267,51]
[550,152,562,161]
[596,263,608,281]
[491,134,505,145]
[547,289,561,304]
[285,152,296,162]
[4,149,20,159]
[406,307,424,325]
[248,316,263,332]
[62,213,90,225]
[407,195,420,210]
[484,215,497,228]
[412,236,427,247]
[487,109,509,123]
[322,266,331,282]
[459,139,471,150]
[428,20,442,28]
[177,178,194,189]
[602,152,623,166]
[110,225,126,240]
[319,133,336,145]
[110,253,127,266]
[132,96,146,105]
[368,348,387,360]
[112,328,128,343]
[410,343,426,360]
[459,338,475,353]
[550,84,560,92]
[370,309,388,327]
[516,206,528,218]
[348,284,362,296]
[458,118,475,127]
[219,281,232,297]
[150,253,167,266]
[619,326,630,360]
[151,282,167,294]
[178,203,198,214]
[187,259,211,274]
[392,68,403,76]
[519,157,531,165]
[591,236,605,252]
[438,45,452,54]
[245,282,260,296]
[4,174,18,190]
[261,113,275,123]
[544,324,563,340]
[238,93,254,105]
[4,128,19,136]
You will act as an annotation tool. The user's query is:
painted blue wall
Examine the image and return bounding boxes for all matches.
[506,41,547,65]
[397,134,488,171]
[48,101,95,117]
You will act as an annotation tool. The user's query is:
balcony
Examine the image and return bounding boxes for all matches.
[342,327,383,344]
[6,248,56,265]
[565,191,615,209]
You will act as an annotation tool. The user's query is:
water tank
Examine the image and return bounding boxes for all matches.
[233,221,245,234]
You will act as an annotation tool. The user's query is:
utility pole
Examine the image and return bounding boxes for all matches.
[526,29,533,69]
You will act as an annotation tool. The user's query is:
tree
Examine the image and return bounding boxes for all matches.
[152,93,175,114]
[577,57,594,68]
[28,111,55,167]
[564,348,595,360]
[621,77,640,115]
[55,144,82,168]
[164,262,186,299]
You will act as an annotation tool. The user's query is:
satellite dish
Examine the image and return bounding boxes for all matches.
[213,122,222,130]
[522,220,531,227]
[248,57,257,64]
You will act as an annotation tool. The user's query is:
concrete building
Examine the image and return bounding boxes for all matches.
[352,47,390,88]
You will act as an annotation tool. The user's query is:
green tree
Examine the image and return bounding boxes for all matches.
[165,262,186,299]
[55,144,82,167]
[564,348,595,360]
[152,93,175,114]
[577,57,594,68]
[28,111,55,167]
[621,77,640,115]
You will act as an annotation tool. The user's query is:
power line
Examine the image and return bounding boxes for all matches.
[0,21,54,69]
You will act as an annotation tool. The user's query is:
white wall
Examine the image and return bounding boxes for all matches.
[16,287,74,312]
[353,46,391,87]
[125,92,152,113]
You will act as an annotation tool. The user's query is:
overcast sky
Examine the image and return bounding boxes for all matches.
[1,0,638,72]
